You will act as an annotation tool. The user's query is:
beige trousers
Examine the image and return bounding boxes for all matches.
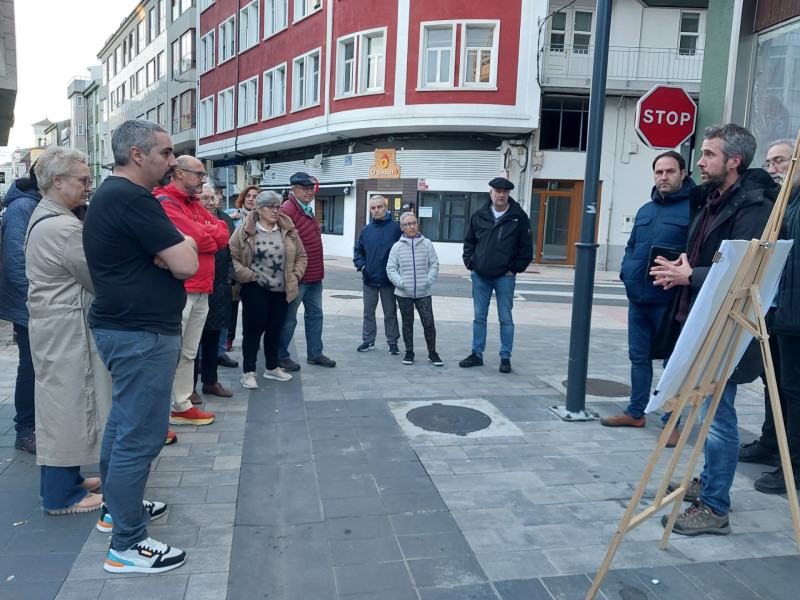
[171,292,209,413]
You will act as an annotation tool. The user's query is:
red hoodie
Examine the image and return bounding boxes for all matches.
[154,183,229,294]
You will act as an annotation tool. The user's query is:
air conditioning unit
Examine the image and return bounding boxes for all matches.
[245,160,263,178]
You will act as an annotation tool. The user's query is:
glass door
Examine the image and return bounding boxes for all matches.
[540,193,573,263]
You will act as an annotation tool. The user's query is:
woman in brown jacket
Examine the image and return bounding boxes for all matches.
[229,191,307,389]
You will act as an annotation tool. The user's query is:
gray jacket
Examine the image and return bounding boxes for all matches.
[386,234,439,298]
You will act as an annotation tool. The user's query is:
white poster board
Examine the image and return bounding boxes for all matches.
[647,239,793,412]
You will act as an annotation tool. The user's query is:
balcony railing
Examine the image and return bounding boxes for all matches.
[542,44,704,85]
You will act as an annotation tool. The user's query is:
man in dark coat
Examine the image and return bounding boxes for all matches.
[651,123,777,536]
[353,195,401,355]
[460,177,533,373]
[602,150,692,443]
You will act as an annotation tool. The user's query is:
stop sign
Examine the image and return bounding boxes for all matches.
[635,85,698,149]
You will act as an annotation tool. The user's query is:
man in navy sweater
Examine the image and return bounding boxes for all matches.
[353,195,402,354]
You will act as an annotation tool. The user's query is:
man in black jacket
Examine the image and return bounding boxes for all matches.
[460,177,533,373]
[651,123,777,536]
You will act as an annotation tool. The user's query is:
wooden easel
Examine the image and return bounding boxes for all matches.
[587,132,800,600]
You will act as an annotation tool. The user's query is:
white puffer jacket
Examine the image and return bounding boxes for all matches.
[386,234,439,298]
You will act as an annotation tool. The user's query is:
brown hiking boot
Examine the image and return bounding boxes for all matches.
[664,426,681,448]
[600,413,645,427]
[661,499,730,536]
[667,477,703,502]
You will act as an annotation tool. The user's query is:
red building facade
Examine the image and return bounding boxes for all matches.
[197,0,542,262]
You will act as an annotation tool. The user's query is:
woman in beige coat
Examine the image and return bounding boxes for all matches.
[229,191,307,389]
[25,147,111,514]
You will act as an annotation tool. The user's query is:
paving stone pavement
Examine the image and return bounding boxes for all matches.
[1,261,799,599]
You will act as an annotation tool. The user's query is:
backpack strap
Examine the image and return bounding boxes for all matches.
[23,213,59,253]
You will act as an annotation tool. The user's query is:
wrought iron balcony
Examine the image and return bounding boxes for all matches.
[541,44,703,93]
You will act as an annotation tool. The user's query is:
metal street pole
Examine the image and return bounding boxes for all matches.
[554,0,614,420]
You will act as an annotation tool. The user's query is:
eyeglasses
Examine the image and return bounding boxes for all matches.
[65,175,92,188]
[179,168,208,179]
[261,204,281,211]
[401,221,418,227]
[763,157,790,169]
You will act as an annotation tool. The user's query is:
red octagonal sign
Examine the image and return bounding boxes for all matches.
[635,85,698,150]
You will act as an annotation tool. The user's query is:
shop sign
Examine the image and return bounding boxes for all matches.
[369,149,400,178]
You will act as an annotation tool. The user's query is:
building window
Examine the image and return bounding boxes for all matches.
[147,59,156,86]
[316,194,344,235]
[418,192,488,242]
[159,0,166,32]
[115,45,123,73]
[540,95,589,152]
[173,29,195,76]
[157,51,166,79]
[292,48,321,110]
[217,86,235,132]
[76,96,83,108]
[199,0,214,11]
[294,0,321,22]
[172,89,195,134]
[336,29,386,98]
[219,15,236,63]
[238,76,259,126]
[265,0,287,38]
[199,95,214,137]
[128,31,136,62]
[181,0,192,13]
[157,103,166,127]
[679,11,701,56]
[240,1,259,52]
[462,24,497,86]
[263,63,286,119]
[421,25,455,87]
[136,68,145,95]
[149,7,157,42]
[147,107,157,122]
[137,19,146,53]
[199,31,215,73]
[77,124,85,136]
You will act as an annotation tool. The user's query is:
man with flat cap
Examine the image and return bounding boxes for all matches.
[460,177,533,373]
[278,172,336,370]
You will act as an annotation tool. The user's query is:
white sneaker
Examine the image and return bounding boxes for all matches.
[104,536,186,574]
[263,367,292,382]
[241,372,258,389]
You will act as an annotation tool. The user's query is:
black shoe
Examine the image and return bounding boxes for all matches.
[403,351,414,365]
[754,467,800,494]
[388,343,399,355]
[14,428,36,454]
[217,354,239,368]
[459,353,483,368]
[428,351,443,366]
[499,358,511,373]
[279,358,301,372]
[739,440,780,467]
[308,355,336,368]
[357,341,375,352]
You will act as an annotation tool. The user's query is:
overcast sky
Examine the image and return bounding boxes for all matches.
[0,0,134,160]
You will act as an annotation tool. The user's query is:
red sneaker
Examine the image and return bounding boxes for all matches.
[165,430,178,445]
[169,406,215,426]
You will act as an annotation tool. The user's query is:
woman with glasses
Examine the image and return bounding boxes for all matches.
[24,146,111,514]
[229,191,307,389]
[386,212,442,366]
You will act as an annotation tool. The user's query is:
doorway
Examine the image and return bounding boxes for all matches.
[530,179,601,265]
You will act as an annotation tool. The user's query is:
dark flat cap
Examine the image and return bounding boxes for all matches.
[489,177,514,190]
[290,172,315,186]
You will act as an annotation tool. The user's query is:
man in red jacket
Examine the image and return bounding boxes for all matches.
[156,156,230,425]
[278,172,336,370]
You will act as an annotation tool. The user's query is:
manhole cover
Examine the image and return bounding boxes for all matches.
[562,378,631,397]
[331,294,362,300]
[406,403,491,436]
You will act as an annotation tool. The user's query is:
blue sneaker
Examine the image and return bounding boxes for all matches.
[104,536,186,573]
[357,341,375,352]
[96,500,168,533]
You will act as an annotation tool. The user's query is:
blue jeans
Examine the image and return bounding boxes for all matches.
[279,281,324,361]
[626,301,670,421]
[40,466,87,512]
[92,328,181,551]
[698,380,739,515]
[218,328,228,357]
[12,323,35,433]
[470,271,515,359]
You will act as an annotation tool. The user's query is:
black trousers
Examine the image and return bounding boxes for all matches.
[194,328,222,386]
[240,282,288,372]
[759,310,786,450]
[396,295,436,354]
